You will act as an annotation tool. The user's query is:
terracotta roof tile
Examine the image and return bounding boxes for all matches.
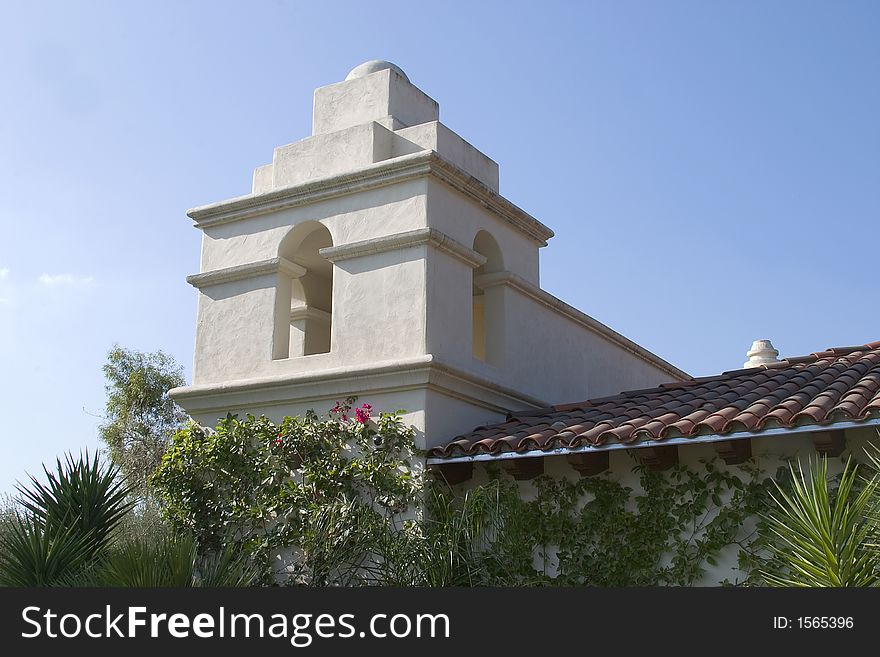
[428,341,880,459]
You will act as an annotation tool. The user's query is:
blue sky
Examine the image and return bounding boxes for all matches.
[1,1,877,495]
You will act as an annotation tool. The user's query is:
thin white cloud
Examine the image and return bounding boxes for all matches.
[38,273,95,287]
[0,268,9,280]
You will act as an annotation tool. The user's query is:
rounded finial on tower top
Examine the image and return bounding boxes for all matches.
[345,60,409,82]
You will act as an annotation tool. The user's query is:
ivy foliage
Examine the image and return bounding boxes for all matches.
[152,400,796,586]
[471,460,786,586]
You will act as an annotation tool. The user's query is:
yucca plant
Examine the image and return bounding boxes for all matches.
[0,452,133,586]
[760,455,879,587]
[865,442,880,555]
[98,533,261,587]
[375,481,513,586]
[0,452,261,587]
[0,513,98,586]
[99,533,199,587]
[287,498,383,586]
[415,484,503,586]
[198,542,264,587]
[18,453,133,548]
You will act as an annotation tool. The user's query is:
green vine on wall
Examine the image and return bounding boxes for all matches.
[470,459,788,586]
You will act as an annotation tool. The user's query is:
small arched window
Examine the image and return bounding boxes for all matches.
[472,230,504,365]
[273,222,333,359]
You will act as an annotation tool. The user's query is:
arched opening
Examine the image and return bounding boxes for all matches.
[472,230,504,364]
[273,222,333,359]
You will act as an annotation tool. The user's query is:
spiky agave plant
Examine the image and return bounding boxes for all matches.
[760,454,879,587]
[0,452,133,586]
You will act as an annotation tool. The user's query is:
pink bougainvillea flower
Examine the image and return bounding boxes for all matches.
[355,403,373,424]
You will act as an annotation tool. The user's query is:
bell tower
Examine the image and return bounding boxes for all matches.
[172,61,686,447]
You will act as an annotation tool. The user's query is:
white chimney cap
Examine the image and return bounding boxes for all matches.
[744,339,780,368]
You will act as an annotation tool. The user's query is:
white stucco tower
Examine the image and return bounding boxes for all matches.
[171,61,687,448]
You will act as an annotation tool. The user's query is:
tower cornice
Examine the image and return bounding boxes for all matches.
[187,150,554,246]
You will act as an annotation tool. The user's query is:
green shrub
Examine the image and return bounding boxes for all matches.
[151,398,421,584]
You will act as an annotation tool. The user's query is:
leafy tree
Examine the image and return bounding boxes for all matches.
[100,345,187,503]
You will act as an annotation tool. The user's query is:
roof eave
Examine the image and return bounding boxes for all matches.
[425,416,880,465]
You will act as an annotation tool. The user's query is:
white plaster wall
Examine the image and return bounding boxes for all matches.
[193,274,277,383]
[182,64,681,458]
[190,172,675,436]
[395,122,499,192]
[312,68,439,135]
[253,164,273,194]
[496,287,674,402]
[425,179,540,285]
[193,246,428,384]
[271,122,395,188]
[425,245,674,408]
[192,179,432,385]
[199,179,429,272]
[192,175,675,418]
[458,426,878,586]
[425,247,473,369]
[330,245,427,364]
[423,391,508,451]
[187,389,429,451]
